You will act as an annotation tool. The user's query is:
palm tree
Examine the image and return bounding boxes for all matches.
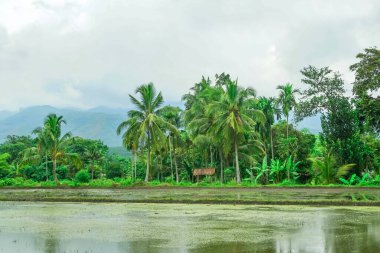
[309,151,355,184]
[207,81,265,183]
[276,83,300,140]
[117,83,177,182]
[32,127,50,181]
[0,153,12,178]
[159,105,182,182]
[257,97,281,160]
[85,143,105,180]
[43,114,77,182]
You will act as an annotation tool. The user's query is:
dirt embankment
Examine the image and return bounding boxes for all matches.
[1,187,380,206]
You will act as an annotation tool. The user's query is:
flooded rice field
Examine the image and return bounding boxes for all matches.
[0,202,379,253]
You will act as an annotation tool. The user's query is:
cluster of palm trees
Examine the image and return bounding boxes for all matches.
[25,114,79,182]
[118,74,300,183]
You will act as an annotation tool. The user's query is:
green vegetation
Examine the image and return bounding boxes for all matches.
[0,47,379,188]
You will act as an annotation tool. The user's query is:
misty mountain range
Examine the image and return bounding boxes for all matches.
[0,105,321,147]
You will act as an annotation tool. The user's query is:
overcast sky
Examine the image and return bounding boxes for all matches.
[0,0,379,111]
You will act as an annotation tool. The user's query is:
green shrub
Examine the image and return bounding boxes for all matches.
[0,177,37,187]
[40,180,58,187]
[118,177,133,186]
[75,170,90,183]
[148,180,161,186]
[89,179,117,187]
[56,166,69,180]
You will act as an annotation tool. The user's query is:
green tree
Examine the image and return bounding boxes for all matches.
[85,142,106,180]
[32,127,50,181]
[43,114,79,182]
[256,97,281,160]
[309,151,355,184]
[276,83,299,142]
[117,83,177,182]
[207,81,265,183]
[350,47,380,133]
[296,66,365,170]
[159,105,182,182]
[0,153,12,178]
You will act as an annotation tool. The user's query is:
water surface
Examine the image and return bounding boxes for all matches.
[0,202,379,252]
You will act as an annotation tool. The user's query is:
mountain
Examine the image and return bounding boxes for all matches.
[0,110,16,120]
[0,105,126,147]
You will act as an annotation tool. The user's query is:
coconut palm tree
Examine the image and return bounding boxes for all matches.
[159,105,182,182]
[117,83,177,182]
[257,97,281,160]
[43,114,78,182]
[276,83,300,140]
[207,81,265,183]
[85,143,105,180]
[32,127,50,181]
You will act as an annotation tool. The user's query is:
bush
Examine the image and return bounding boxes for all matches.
[22,164,52,182]
[75,170,90,183]
[89,179,117,187]
[0,177,37,187]
[56,166,69,180]
[40,180,58,187]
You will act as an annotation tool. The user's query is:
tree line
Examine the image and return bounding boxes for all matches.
[0,47,379,186]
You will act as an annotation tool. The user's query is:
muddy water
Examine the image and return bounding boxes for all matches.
[0,202,379,253]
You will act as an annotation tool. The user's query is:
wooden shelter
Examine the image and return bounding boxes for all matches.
[193,168,216,182]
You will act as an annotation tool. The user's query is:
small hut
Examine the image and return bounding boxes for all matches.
[193,168,216,182]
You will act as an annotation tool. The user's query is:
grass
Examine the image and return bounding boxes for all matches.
[1,177,380,189]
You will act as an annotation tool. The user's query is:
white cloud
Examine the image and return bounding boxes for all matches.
[0,0,379,110]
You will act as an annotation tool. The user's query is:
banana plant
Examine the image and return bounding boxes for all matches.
[339,174,358,186]
[284,156,300,182]
[269,159,285,184]
[252,155,268,185]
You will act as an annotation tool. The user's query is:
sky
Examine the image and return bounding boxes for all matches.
[0,0,379,111]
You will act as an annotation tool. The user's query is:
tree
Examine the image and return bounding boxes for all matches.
[207,81,265,183]
[276,83,299,142]
[32,127,50,181]
[309,151,355,185]
[0,153,12,178]
[296,66,365,169]
[350,47,380,133]
[117,83,177,182]
[43,114,79,182]
[256,97,281,160]
[159,105,182,182]
[85,142,106,180]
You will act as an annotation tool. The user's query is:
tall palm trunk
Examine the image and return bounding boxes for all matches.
[234,136,241,184]
[286,114,289,140]
[173,137,179,183]
[91,162,94,180]
[53,158,58,182]
[286,114,290,180]
[145,131,151,182]
[134,151,137,180]
[210,146,213,167]
[45,153,49,181]
[270,126,274,160]
[219,149,224,184]
[169,135,173,180]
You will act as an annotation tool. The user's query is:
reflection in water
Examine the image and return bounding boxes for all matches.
[0,203,379,253]
[43,234,59,253]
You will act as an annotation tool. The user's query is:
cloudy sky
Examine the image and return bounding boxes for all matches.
[0,0,379,111]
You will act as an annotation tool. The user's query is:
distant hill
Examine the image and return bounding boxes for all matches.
[0,105,127,147]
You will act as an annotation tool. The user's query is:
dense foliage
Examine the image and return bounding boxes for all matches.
[0,47,379,187]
